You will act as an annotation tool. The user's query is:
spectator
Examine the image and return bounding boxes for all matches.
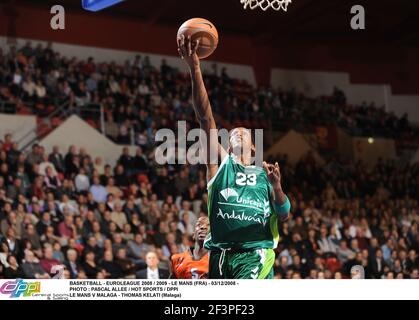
[100,250,123,279]
[89,176,108,203]
[135,251,169,279]
[111,203,128,231]
[58,214,75,240]
[44,166,61,192]
[317,225,337,255]
[40,226,61,246]
[82,250,103,278]
[2,228,21,257]
[115,247,136,278]
[370,249,387,279]
[36,212,52,236]
[22,224,42,253]
[26,144,43,168]
[40,245,60,275]
[121,223,134,242]
[106,177,123,200]
[64,248,81,279]
[38,155,58,177]
[1,212,22,239]
[0,242,10,268]
[336,240,354,264]
[48,146,65,173]
[6,178,25,199]
[4,255,25,279]
[75,167,90,193]
[127,233,148,266]
[21,250,50,279]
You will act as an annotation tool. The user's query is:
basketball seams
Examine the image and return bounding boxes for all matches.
[177,18,219,59]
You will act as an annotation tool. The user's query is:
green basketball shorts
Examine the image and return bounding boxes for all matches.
[209,248,275,279]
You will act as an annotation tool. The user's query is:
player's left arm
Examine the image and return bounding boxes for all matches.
[263,161,291,221]
[169,256,179,279]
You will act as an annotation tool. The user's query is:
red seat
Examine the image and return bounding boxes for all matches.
[51,117,62,127]
[325,257,342,273]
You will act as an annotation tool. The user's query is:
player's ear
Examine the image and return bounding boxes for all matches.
[251,143,256,157]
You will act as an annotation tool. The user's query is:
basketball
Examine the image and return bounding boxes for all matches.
[177,18,219,59]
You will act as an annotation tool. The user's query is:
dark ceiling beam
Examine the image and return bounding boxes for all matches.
[255,0,355,45]
[286,0,352,33]
[143,0,176,29]
[252,0,318,43]
[387,13,419,45]
[1,0,18,39]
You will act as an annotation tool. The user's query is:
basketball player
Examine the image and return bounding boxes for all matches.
[177,35,291,279]
[171,216,209,279]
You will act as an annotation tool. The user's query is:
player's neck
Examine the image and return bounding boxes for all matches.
[231,152,252,167]
[192,242,206,260]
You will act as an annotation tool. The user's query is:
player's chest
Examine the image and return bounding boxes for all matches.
[221,169,270,199]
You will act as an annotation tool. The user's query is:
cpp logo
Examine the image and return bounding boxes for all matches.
[0,280,41,298]
[82,0,125,12]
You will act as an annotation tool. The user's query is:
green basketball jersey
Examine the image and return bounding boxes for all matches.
[204,155,280,251]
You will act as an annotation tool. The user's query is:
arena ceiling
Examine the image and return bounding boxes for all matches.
[3,0,419,46]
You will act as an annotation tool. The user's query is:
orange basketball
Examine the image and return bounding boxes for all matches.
[177,18,219,59]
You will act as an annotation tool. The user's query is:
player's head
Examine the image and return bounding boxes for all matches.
[193,216,209,243]
[228,127,255,160]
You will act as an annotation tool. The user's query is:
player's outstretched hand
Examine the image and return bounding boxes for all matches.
[177,34,200,70]
[263,161,282,190]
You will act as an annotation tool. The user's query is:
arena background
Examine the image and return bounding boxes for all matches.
[0,0,418,280]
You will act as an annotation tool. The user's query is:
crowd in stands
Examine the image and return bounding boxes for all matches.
[270,152,419,279]
[0,133,418,279]
[0,42,418,280]
[1,41,418,147]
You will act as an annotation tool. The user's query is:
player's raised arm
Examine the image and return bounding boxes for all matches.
[178,35,227,181]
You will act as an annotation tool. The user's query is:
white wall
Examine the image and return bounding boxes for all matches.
[388,95,419,122]
[40,115,136,167]
[264,130,325,165]
[0,114,37,148]
[353,137,397,168]
[0,36,257,87]
[346,84,389,107]
[271,68,419,124]
[270,69,350,97]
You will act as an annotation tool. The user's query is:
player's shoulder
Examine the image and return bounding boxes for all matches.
[199,252,210,263]
[171,250,192,263]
